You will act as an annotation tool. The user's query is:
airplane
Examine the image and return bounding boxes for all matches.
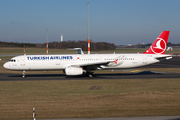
[3,31,172,78]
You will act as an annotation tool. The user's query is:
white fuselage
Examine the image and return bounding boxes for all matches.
[3,53,165,71]
[3,31,172,77]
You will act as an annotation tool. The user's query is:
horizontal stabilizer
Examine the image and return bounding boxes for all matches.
[155,55,172,61]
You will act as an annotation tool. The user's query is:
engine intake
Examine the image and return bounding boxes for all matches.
[65,67,83,75]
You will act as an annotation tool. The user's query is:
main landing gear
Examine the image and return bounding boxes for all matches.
[22,70,26,78]
[85,71,94,77]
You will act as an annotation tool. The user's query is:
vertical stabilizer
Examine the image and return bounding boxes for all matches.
[143,31,170,54]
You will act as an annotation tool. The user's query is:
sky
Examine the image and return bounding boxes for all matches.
[0,0,180,45]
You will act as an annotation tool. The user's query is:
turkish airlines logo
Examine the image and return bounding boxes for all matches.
[113,59,118,64]
[108,56,124,67]
[150,38,166,54]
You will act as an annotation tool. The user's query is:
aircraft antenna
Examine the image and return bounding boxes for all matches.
[87,2,90,54]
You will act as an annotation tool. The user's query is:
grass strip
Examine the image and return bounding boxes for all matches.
[0,79,180,120]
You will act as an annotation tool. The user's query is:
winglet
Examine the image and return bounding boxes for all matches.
[143,31,170,54]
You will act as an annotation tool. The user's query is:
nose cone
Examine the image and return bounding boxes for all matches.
[3,62,9,69]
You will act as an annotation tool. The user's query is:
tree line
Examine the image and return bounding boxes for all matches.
[0,40,116,51]
[0,41,36,47]
[47,41,115,51]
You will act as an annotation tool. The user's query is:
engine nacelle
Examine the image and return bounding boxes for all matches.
[65,67,83,76]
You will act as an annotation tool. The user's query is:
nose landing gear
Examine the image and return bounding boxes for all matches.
[22,70,26,78]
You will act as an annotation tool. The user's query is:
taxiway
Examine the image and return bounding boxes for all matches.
[1,57,180,81]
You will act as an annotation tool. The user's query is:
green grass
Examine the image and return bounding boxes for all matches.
[0,79,180,120]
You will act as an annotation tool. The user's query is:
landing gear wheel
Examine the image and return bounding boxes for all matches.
[88,74,93,78]
[22,70,26,78]
[85,72,93,77]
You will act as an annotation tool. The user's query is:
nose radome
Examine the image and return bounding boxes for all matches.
[3,63,8,69]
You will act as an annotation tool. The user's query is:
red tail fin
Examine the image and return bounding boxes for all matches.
[143,31,170,54]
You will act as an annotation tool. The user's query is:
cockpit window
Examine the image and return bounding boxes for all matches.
[9,59,13,62]
[9,59,16,62]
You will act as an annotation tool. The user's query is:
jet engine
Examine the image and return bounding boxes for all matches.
[65,67,83,75]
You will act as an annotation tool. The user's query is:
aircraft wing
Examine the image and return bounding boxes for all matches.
[79,61,109,67]
[70,55,122,70]
[71,61,109,70]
